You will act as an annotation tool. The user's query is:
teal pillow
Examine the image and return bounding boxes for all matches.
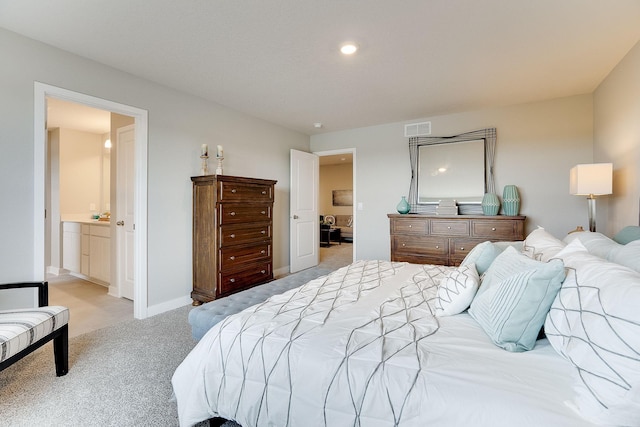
[460,241,501,275]
[469,246,565,352]
[612,226,640,245]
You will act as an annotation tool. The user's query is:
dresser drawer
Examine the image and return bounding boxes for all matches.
[219,204,272,225]
[472,220,521,240]
[219,244,271,270]
[219,224,271,246]
[430,220,470,236]
[390,218,427,235]
[218,261,272,296]
[449,238,486,266]
[392,236,447,257]
[219,181,274,202]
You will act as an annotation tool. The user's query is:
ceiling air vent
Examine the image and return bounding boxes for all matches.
[404,121,431,137]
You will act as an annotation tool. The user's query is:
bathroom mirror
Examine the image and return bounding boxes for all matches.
[408,128,496,214]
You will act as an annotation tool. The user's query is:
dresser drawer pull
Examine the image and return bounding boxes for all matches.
[447,226,451,229]
[230,234,236,238]
[492,227,496,231]
[402,243,406,247]
[261,250,266,254]
[435,245,440,249]
[261,270,266,274]
[231,189,237,193]
[261,211,266,215]
[229,256,235,260]
[460,247,464,251]
[261,190,267,195]
[230,211,236,216]
[230,278,235,283]
[409,224,412,228]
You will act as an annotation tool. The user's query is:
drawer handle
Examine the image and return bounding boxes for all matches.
[447,226,451,229]
[460,247,464,251]
[230,212,236,216]
[261,230,266,234]
[492,227,496,231]
[261,250,266,254]
[230,234,236,238]
[231,189,237,193]
[229,256,235,260]
[261,211,266,215]
[402,243,406,247]
[261,270,266,274]
[409,224,412,228]
[230,278,235,283]
[435,245,440,249]
[261,190,267,195]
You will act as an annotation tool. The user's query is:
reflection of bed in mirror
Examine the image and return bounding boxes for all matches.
[408,128,496,214]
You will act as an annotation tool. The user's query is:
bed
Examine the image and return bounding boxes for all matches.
[172,228,640,427]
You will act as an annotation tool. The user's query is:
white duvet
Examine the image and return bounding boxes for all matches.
[172,260,595,427]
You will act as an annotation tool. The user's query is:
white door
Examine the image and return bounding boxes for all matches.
[116,125,135,300]
[290,149,319,273]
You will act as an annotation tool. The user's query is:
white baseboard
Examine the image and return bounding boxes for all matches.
[147,295,193,317]
[47,266,69,276]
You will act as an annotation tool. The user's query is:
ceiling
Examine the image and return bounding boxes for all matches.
[2,0,640,136]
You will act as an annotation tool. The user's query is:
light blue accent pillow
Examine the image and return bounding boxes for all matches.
[613,225,640,245]
[469,246,565,352]
[461,241,524,276]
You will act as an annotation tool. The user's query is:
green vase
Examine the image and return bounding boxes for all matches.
[396,196,411,214]
[481,193,500,216]
[502,185,520,216]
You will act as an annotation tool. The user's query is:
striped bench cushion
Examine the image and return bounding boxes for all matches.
[0,306,69,363]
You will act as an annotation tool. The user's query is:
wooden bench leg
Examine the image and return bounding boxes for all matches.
[53,324,69,376]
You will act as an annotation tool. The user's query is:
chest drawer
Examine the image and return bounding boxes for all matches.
[219,244,271,271]
[472,220,520,240]
[219,224,271,246]
[219,204,272,225]
[390,219,427,235]
[219,181,274,202]
[392,236,447,256]
[430,220,470,236]
[449,238,486,266]
[218,261,272,296]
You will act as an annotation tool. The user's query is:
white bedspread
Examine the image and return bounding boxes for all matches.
[172,260,595,427]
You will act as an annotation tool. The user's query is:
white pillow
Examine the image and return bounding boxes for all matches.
[522,227,566,262]
[434,264,480,316]
[563,232,640,273]
[544,246,640,425]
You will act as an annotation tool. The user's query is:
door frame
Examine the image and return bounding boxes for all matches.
[33,82,150,319]
[314,148,356,263]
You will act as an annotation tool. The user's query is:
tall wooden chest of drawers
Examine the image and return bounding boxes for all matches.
[388,214,526,266]
[191,175,277,305]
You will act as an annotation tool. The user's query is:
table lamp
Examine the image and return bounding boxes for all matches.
[569,163,612,232]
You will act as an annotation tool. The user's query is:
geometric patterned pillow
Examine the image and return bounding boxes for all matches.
[522,227,566,262]
[434,263,479,316]
[545,249,640,425]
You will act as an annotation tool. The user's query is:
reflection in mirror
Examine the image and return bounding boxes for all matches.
[408,128,496,215]
[418,139,485,203]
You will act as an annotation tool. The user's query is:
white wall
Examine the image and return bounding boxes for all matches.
[0,28,309,310]
[311,95,594,261]
[594,40,640,234]
[58,128,104,219]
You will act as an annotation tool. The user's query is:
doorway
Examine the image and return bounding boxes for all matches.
[34,83,149,319]
[317,149,355,268]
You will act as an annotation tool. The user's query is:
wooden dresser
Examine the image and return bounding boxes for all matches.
[388,214,526,266]
[191,175,277,305]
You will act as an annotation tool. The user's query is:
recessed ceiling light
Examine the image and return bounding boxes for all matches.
[340,43,358,55]
[314,122,323,128]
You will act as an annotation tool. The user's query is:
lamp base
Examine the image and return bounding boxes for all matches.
[587,195,596,232]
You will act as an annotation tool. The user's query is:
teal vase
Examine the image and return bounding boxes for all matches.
[396,196,411,214]
[481,193,500,216]
[502,185,521,216]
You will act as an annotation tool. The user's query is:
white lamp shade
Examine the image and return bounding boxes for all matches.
[569,163,613,195]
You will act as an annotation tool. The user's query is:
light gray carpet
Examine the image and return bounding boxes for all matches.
[0,262,347,427]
